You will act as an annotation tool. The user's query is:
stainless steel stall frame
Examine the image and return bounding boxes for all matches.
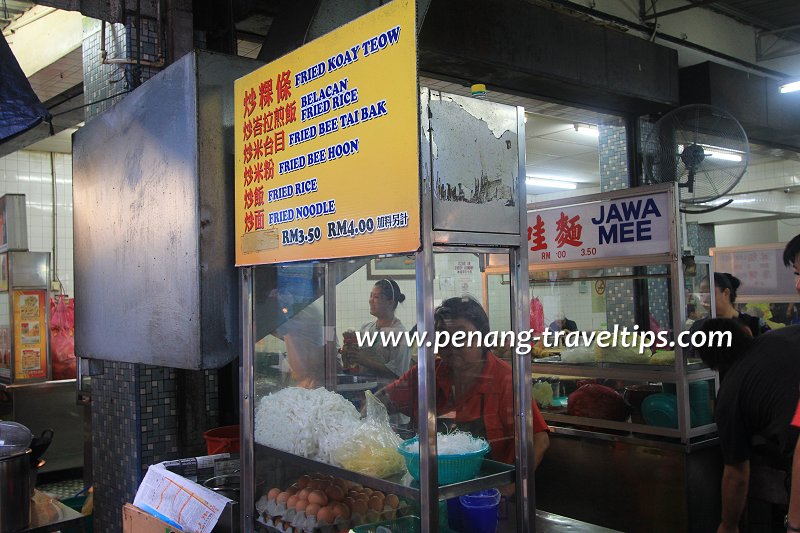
[240,90,537,531]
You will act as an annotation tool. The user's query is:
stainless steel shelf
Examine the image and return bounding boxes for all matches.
[255,444,515,502]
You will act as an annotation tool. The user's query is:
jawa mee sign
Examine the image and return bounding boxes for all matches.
[527,191,672,263]
[234,0,420,265]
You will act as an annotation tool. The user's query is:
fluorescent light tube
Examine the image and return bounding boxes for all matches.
[705,151,742,162]
[526,177,577,190]
[574,124,599,137]
[780,81,800,93]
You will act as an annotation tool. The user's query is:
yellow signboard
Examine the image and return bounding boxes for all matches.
[234,0,420,265]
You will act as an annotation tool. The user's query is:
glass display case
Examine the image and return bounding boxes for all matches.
[513,184,722,532]
[244,251,525,532]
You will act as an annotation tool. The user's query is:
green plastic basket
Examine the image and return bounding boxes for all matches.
[397,437,490,485]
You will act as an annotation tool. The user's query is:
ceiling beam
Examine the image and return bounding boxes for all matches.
[640,0,719,22]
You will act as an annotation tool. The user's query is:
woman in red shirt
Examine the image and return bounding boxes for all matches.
[378,296,549,468]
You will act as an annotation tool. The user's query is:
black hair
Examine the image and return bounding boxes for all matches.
[784,234,800,268]
[714,272,742,304]
[434,296,490,341]
[374,278,405,309]
[696,318,754,377]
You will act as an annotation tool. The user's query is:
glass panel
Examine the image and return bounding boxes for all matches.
[527,265,677,366]
[252,258,422,532]
[251,252,523,531]
[683,258,712,329]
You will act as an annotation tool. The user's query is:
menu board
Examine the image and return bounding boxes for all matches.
[13,290,47,380]
[712,245,799,300]
[234,0,420,266]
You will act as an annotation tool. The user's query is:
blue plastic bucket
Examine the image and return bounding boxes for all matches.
[456,489,501,533]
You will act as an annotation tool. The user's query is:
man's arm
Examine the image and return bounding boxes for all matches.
[718,461,750,533]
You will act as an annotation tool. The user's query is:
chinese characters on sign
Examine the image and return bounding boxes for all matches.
[234,0,420,265]
[527,192,671,263]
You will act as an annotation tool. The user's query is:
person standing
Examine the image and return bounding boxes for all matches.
[343,278,410,380]
[696,319,800,533]
[784,234,800,533]
[713,272,770,337]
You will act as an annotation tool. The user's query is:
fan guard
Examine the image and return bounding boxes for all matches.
[642,104,749,210]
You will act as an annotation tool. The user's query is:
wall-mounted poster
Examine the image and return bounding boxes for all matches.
[13,290,47,381]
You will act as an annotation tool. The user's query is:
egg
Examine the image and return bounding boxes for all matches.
[332,478,348,490]
[296,475,311,489]
[286,494,299,508]
[296,498,310,512]
[332,502,351,520]
[385,494,400,509]
[276,491,290,504]
[309,480,323,490]
[297,488,311,501]
[343,496,355,508]
[351,499,368,516]
[286,486,299,496]
[362,487,374,496]
[347,490,361,499]
[308,489,329,506]
[368,495,384,512]
[325,485,345,502]
[267,488,281,501]
[305,503,321,517]
[316,505,335,525]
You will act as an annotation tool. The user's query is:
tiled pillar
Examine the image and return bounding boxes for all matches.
[599,122,637,328]
[81,12,224,532]
[686,221,716,255]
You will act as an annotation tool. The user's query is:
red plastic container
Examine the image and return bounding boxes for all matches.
[203,425,240,454]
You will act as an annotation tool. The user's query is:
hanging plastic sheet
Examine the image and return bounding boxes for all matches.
[0,32,51,143]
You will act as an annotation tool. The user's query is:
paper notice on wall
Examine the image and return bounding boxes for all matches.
[133,464,231,533]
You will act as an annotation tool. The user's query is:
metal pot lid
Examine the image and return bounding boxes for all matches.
[0,421,33,456]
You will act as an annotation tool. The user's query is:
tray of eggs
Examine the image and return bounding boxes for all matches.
[256,473,405,533]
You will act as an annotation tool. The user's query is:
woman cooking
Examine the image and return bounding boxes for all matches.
[376,296,550,469]
[342,278,411,380]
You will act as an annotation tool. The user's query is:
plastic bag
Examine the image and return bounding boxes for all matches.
[333,391,405,478]
[49,295,76,379]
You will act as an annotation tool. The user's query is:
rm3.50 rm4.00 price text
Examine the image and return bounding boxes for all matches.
[280,217,376,246]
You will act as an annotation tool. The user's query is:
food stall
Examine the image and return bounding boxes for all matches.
[234,2,552,531]
[0,194,83,474]
[501,184,722,532]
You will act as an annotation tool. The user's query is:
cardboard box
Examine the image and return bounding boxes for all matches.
[123,503,180,533]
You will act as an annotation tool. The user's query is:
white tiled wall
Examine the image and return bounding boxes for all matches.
[0,150,74,296]
[531,281,607,331]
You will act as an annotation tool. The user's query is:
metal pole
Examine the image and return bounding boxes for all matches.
[512,106,535,532]
[240,267,255,533]
[417,86,439,532]
[323,263,338,390]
